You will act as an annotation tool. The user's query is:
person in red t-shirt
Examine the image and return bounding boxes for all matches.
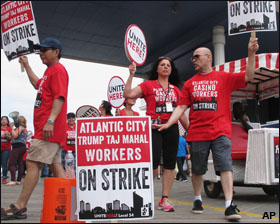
[158,37,259,221]
[99,100,113,117]
[61,112,76,172]
[2,38,69,220]
[1,116,12,184]
[115,98,140,116]
[123,57,189,212]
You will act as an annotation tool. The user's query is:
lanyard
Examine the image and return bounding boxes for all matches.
[156,80,171,121]
[157,80,170,103]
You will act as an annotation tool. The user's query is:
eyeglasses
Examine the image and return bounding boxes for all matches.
[191,54,208,62]
[40,47,56,52]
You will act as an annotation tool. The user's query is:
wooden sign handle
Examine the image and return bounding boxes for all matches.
[20,61,25,72]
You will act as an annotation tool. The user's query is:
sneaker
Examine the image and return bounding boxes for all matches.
[158,198,175,212]
[192,200,203,214]
[225,203,241,221]
[180,179,188,182]
[158,198,164,210]
[2,179,7,184]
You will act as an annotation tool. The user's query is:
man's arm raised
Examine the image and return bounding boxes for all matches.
[245,36,259,83]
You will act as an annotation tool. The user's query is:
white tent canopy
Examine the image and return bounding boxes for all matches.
[214,53,279,101]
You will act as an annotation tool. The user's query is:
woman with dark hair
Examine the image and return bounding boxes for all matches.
[115,98,140,116]
[1,116,12,184]
[148,56,181,88]
[6,116,28,185]
[124,57,189,212]
[99,100,113,117]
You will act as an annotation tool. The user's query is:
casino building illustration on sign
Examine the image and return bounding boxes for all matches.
[79,191,152,219]
[230,14,276,34]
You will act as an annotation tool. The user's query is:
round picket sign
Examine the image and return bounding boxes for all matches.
[107,76,125,108]
[124,24,147,66]
[76,105,101,118]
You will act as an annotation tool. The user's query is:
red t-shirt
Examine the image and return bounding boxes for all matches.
[119,109,140,116]
[62,123,76,152]
[139,80,181,123]
[33,62,69,145]
[179,71,246,141]
[1,126,12,151]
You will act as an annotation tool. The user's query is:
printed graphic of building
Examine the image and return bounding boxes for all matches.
[106,203,112,211]
[230,13,274,34]
[79,191,153,219]
[113,200,120,210]
[5,39,38,61]
[121,203,130,211]
[80,200,85,212]
[86,203,90,211]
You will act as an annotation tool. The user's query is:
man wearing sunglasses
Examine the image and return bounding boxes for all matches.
[1,38,69,220]
[158,36,259,221]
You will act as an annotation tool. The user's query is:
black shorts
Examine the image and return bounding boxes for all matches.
[152,124,179,170]
[190,136,232,176]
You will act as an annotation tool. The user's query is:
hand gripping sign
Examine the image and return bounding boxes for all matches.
[124,24,147,66]
[76,105,101,118]
[107,76,125,108]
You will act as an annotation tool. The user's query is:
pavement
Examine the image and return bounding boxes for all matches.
[1,175,279,223]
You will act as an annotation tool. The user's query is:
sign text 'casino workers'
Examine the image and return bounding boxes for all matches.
[124,24,147,66]
[76,116,154,221]
[1,1,39,60]
[228,1,277,35]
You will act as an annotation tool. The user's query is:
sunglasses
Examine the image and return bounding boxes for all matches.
[40,47,57,52]
[191,54,208,62]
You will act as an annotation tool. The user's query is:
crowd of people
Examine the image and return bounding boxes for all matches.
[1,35,259,221]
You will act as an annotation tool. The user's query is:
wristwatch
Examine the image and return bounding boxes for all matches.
[47,119,55,125]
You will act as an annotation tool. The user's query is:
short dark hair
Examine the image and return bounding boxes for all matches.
[67,112,76,119]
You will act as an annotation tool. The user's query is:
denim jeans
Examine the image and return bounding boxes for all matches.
[1,150,11,178]
[42,164,50,177]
